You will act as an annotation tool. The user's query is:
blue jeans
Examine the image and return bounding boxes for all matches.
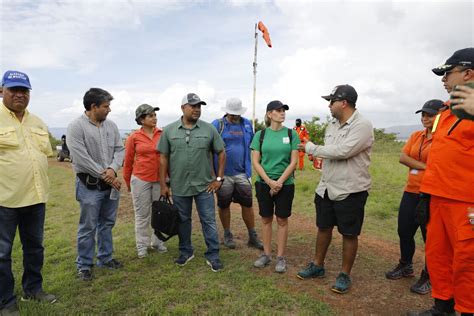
[75,178,118,270]
[0,203,45,309]
[172,191,220,261]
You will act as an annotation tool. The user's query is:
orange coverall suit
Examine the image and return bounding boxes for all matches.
[293,125,309,170]
[419,108,474,313]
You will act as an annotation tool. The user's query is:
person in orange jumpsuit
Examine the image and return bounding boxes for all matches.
[410,48,474,316]
[293,119,309,170]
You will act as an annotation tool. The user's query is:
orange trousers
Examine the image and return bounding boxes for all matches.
[298,151,305,170]
[426,195,474,313]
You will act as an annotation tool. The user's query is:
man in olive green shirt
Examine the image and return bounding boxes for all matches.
[158,93,226,272]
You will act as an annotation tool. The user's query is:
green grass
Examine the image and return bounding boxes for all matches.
[12,165,331,315]
[11,140,418,314]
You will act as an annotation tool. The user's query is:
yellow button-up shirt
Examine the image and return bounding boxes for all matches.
[0,102,53,208]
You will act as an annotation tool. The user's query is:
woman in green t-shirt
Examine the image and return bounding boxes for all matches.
[250,100,300,273]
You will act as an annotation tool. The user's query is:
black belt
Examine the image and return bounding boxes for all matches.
[77,173,110,191]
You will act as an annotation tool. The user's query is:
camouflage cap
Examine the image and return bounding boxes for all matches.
[135,104,159,125]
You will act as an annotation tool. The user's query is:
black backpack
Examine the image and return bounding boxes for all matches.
[151,196,181,241]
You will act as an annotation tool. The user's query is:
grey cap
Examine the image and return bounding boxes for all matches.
[181,93,206,106]
[135,104,159,125]
[221,97,247,115]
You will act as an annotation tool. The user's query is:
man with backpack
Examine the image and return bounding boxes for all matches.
[296,85,374,294]
[211,98,263,250]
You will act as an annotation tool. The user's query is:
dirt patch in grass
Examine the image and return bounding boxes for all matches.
[51,159,431,315]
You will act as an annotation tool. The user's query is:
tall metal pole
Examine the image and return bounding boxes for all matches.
[252,22,258,131]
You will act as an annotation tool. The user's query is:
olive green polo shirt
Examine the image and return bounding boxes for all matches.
[157,118,225,196]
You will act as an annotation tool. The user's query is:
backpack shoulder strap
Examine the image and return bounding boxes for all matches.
[259,128,266,157]
[288,128,293,145]
[217,118,225,135]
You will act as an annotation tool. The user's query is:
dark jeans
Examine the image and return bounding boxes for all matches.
[0,204,45,309]
[398,191,427,264]
[172,192,220,261]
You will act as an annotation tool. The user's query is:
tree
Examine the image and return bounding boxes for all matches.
[303,116,329,145]
[374,128,397,143]
[49,132,61,148]
[252,119,266,132]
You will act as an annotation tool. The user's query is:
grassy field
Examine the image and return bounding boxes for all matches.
[10,140,418,315]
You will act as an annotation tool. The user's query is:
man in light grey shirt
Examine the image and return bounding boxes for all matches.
[67,88,124,281]
[296,84,373,295]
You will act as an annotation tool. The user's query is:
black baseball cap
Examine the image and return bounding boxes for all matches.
[266,100,289,111]
[321,84,358,104]
[415,99,445,115]
[432,48,474,76]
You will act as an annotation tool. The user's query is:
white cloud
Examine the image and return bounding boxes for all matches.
[3,0,472,130]
[1,0,182,70]
[270,0,473,127]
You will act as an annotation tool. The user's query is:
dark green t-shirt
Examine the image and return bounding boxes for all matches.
[250,127,300,185]
[157,118,225,196]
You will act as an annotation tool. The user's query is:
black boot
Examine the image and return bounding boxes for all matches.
[410,269,431,295]
[407,298,455,316]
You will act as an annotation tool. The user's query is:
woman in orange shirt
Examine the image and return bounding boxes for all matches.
[385,99,444,294]
[123,104,167,258]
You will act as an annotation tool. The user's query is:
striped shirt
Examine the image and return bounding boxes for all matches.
[67,113,124,177]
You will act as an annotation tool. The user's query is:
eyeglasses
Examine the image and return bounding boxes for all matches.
[443,69,465,79]
[185,129,190,144]
[329,99,343,105]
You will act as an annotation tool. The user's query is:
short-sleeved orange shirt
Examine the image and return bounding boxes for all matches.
[402,129,432,193]
[420,109,474,203]
[123,128,162,189]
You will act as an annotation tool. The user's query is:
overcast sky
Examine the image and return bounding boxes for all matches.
[1,0,473,130]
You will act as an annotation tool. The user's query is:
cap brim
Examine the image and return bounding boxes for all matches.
[321,95,333,101]
[187,101,206,106]
[415,108,438,115]
[266,104,289,111]
[432,64,455,76]
[143,107,160,115]
[3,82,32,89]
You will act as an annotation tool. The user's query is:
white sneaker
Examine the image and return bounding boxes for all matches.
[151,240,168,253]
[254,254,271,268]
[275,256,287,273]
[137,249,148,259]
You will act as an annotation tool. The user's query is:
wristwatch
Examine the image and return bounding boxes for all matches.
[216,177,224,183]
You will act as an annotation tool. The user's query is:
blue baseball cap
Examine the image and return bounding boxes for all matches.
[1,70,32,89]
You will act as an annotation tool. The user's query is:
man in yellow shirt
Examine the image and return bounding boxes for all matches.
[0,70,56,315]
